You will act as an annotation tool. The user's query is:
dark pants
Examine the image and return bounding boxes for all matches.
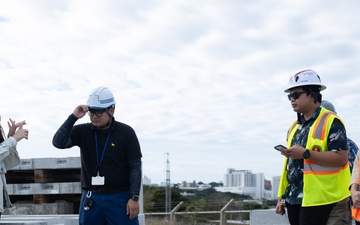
[286,202,335,225]
[79,190,139,225]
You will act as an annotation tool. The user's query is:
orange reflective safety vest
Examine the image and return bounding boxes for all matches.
[352,205,360,222]
[352,157,360,221]
[278,107,350,207]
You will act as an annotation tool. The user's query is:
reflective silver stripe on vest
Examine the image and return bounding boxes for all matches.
[304,163,342,173]
[313,112,332,140]
[305,111,341,173]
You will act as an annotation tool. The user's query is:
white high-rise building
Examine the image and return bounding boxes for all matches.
[143,176,152,185]
[224,169,256,187]
[215,168,269,199]
[272,176,281,199]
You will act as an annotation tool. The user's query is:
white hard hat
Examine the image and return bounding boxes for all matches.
[284,69,326,93]
[87,86,116,109]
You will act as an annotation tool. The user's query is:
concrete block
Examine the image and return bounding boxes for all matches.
[3,202,74,215]
[59,182,81,194]
[62,216,78,225]
[11,182,81,195]
[32,158,80,169]
[38,183,60,194]
[1,215,58,224]
[13,184,31,195]
[2,215,78,225]
[0,221,47,224]
[11,159,34,170]
[6,184,14,195]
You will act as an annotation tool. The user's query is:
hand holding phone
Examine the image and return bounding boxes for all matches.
[274,144,287,151]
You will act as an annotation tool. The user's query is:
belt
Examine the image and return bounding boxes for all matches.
[88,187,122,194]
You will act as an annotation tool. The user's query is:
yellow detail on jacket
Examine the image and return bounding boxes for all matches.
[278,107,350,207]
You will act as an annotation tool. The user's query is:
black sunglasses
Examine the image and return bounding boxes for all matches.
[287,91,306,101]
[88,109,106,117]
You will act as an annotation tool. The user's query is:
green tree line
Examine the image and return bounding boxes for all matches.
[143,183,270,222]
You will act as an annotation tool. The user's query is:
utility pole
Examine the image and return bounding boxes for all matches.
[165,152,171,219]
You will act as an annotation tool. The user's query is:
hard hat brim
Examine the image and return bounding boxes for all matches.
[284,83,327,93]
[88,105,114,110]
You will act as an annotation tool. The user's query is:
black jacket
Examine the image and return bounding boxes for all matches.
[52,114,142,196]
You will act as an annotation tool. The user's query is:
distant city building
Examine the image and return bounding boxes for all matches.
[159,182,174,187]
[180,180,197,188]
[180,191,196,197]
[143,176,151,185]
[215,168,272,199]
[142,171,279,200]
[224,169,254,187]
[178,180,211,190]
[272,176,281,199]
[198,183,211,190]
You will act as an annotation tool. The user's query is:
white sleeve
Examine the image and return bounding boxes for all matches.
[0,137,17,162]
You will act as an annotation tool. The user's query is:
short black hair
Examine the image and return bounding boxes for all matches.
[302,85,322,103]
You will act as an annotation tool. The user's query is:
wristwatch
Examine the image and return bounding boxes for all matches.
[131,195,139,201]
[303,149,311,159]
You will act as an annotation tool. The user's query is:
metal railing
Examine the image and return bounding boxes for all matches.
[145,199,251,225]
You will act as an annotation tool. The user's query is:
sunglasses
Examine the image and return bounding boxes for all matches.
[287,91,306,101]
[88,109,106,117]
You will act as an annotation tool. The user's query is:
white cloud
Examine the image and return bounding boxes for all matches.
[1,0,360,184]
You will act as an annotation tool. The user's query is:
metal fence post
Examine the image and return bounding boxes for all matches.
[220,199,234,225]
[170,201,184,225]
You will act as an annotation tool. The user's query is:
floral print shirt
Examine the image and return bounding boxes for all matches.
[348,138,359,173]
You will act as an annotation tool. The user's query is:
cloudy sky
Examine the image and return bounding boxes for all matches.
[1,0,360,184]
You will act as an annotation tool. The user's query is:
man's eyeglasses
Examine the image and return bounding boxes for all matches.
[287,91,306,101]
[88,109,106,117]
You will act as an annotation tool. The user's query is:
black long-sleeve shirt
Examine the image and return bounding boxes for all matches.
[52,114,142,196]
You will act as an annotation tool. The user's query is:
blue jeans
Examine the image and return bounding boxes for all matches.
[79,190,139,225]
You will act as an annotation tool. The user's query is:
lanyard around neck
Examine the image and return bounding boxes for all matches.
[94,131,112,171]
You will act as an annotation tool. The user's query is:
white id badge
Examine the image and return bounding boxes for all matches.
[92,175,105,185]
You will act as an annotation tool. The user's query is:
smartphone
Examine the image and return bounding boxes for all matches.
[274,144,287,151]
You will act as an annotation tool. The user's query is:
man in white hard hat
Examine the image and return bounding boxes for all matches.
[275,70,350,225]
[53,86,142,225]
[321,100,359,225]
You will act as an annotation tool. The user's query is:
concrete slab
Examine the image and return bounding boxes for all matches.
[0,215,75,225]
[250,209,289,225]
[0,221,47,225]
[4,202,74,215]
